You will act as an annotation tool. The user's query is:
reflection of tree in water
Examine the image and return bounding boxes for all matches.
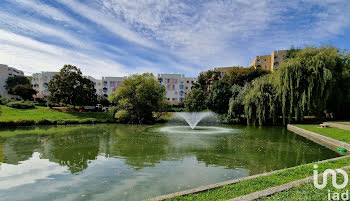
[49,132,101,174]
[1,134,42,165]
[0,137,4,163]
[193,127,339,175]
[107,125,170,170]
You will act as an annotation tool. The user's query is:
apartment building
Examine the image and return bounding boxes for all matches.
[250,50,288,71]
[158,74,197,104]
[32,72,58,98]
[0,64,25,98]
[86,76,126,97]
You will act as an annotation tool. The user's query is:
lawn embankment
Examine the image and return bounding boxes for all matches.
[294,124,350,144]
[0,105,114,126]
[159,156,350,201]
[259,169,350,200]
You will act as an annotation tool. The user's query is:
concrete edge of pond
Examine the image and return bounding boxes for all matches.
[146,155,350,201]
[324,122,350,131]
[228,165,350,201]
[287,124,350,151]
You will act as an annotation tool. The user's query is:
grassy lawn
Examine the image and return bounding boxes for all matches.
[0,105,113,123]
[166,156,350,201]
[259,169,350,201]
[295,124,350,144]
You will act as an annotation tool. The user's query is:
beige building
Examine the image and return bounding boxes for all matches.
[32,72,58,98]
[250,50,288,71]
[0,64,25,98]
[158,74,197,104]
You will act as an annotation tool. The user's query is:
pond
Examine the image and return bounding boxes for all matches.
[0,124,340,201]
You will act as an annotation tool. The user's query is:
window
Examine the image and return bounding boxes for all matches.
[172,98,178,101]
[185,86,188,90]
[264,59,266,62]
[180,97,184,102]
[110,81,115,87]
[179,85,184,90]
[167,79,170,83]
[180,91,184,96]
[173,79,177,84]
[167,85,170,90]
[167,98,170,100]
[187,81,189,84]
[191,81,194,84]
[172,85,175,90]
[264,66,267,69]
[103,88,108,93]
[104,81,107,86]
[175,92,178,95]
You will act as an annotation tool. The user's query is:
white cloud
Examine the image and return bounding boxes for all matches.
[0,29,127,77]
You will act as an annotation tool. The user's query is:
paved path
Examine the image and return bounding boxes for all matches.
[325,122,350,131]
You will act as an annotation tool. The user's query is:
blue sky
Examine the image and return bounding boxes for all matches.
[0,0,349,78]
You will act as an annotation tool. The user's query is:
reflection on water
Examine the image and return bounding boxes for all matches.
[0,124,340,201]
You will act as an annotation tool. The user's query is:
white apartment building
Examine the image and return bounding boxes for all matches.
[158,74,197,104]
[0,64,25,98]
[32,72,58,98]
[86,76,126,97]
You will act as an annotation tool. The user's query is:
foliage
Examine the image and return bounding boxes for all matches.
[207,79,232,114]
[6,101,35,109]
[194,69,221,91]
[5,76,30,95]
[228,84,252,118]
[245,46,350,125]
[12,84,37,100]
[109,73,166,124]
[184,88,207,112]
[244,75,278,125]
[48,65,97,108]
[97,95,110,106]
[224,66,270,86]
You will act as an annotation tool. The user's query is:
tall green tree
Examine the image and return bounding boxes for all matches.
[109,73,167,124]
[184,88,207,112]
[48,65,97,108]
[207,79,231,114]
[12,84,37,100]
[224,66,269,86]
[228,84,252,118]
[5,76,31,95]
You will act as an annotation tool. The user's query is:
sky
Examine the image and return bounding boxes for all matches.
[0,0,350,78]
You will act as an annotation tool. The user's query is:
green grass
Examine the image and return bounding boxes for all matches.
[166,156,350,201]
[259,169,350,201]
[295,124,350,144]
[0,105,113,124]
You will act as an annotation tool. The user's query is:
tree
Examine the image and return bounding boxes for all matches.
[224,66,269,86]
[109,73,167,124]
[48,65,97,108]
[97,95,110,106]
[12,84,37,100]
[194,69,221,91]
[184,88,207,112]
[244,46,350,125]
[207,79,231,114]
[228,84,252,118]
[5,76,31,95]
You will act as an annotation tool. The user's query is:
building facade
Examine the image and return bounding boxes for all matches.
[32,72,58,98]
[0,64,25,98]
[158,74,197,104]
[250,50,288,71]
[86,76,126,97]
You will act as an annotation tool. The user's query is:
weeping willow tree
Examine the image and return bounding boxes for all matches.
[244,75,279,125]
[245,46,349,125]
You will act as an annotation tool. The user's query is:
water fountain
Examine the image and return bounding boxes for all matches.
[159,112,234,134]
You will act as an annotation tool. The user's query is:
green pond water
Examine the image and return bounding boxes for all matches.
[0,124,340,201]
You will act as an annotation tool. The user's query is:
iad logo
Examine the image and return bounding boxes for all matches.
[313,164,348,189]
[314,164,349,200]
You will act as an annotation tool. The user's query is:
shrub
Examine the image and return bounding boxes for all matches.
[79,118,96,124]
[37,119,56,125]
[6,101,35,109]
[15,120,35,126]
[0,98,13,105]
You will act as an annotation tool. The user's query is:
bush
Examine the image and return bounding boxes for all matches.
[115,110,132,123]
[37,119,56,125]
[6,101,35,109]
[79,118,96,124]
[0,98,14,105]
